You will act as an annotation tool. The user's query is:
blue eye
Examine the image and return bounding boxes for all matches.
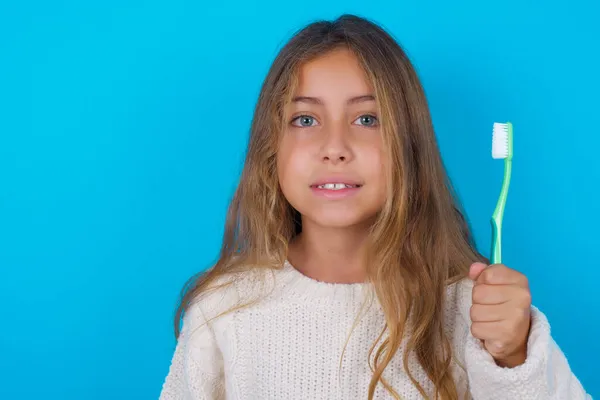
[291,115,319,127]
[353,114,378,127]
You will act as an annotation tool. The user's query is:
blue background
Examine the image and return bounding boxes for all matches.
[1,1,598,398]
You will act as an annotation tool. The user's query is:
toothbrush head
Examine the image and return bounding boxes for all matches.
[492,122,513,160]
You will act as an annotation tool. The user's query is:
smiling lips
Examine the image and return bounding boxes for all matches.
[315,183,359,189]
[310,178,363,199]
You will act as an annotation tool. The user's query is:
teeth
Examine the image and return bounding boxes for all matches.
[317,183,357,190]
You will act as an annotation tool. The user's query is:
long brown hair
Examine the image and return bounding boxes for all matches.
[174,14,485,400]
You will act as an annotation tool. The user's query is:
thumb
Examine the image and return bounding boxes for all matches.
[469,262,487,282]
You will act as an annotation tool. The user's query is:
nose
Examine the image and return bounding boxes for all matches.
[320,123,353,164]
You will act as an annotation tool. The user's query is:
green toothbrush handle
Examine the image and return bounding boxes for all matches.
[490,158,512,265]
[490,216,501,264]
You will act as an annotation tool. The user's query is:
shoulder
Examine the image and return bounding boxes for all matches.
[185,267,272,324]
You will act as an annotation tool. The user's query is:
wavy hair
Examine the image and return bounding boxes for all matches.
[174,14,485,400]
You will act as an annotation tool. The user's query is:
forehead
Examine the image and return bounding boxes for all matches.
[293,48,374,97]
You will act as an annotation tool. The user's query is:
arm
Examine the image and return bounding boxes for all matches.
[453,274,591,400]
[159,300,225,400]
[465,305,590,399]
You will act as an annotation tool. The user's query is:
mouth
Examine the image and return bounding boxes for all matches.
[312,183,362,190]
[309,182,363,199]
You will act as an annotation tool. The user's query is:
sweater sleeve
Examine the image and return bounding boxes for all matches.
[158,297,225,400]
[455,280,591,399]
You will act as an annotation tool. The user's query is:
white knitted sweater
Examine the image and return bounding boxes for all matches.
[159,261,590,399]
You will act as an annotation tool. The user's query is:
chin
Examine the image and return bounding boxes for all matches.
[306,210,374,229]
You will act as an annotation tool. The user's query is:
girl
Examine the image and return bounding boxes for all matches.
[159,14,589,400]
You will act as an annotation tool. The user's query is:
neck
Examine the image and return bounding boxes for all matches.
[287,219,371,284]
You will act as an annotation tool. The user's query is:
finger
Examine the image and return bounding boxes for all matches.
[471,321,528,356]
[469,304,510,322]
[469,262,487,281]
[470,321,503,342]
[478,264,528,287]
[472,284,528,305]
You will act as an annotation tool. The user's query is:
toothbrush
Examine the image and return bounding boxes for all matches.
[490,122,513,265]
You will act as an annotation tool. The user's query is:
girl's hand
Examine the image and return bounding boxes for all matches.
[468,262,532,368]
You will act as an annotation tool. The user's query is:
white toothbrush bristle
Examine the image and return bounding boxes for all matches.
[492,122,510,159]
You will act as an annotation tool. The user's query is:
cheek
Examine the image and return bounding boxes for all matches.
[277,137,311,192]
[362,143,388,200]
[361,141,385,176]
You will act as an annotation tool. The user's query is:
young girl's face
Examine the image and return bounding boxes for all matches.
[277,48,387,229]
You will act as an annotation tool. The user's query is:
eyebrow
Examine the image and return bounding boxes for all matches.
[291,95,376,105]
